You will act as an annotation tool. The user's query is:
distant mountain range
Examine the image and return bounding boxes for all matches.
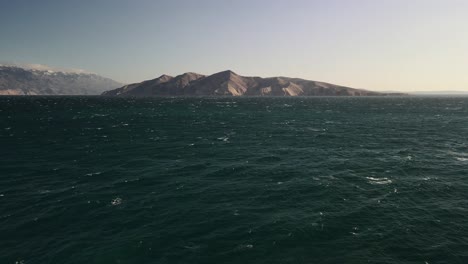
[0,65,411,97]
[0,64,122,95]
[103,70,404,97]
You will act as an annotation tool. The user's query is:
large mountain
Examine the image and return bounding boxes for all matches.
[0,64,122,95]
[103,70,402,97]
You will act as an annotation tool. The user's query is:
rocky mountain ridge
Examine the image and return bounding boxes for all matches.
[103,70,403,97]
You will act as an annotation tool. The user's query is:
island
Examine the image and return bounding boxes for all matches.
[102,70,405,97]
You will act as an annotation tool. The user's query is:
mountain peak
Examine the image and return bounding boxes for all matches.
[155,74,174,83]
[179,72,204,78]
[174,72,205,83]
[214,70,238,77]
[158,74,173,79]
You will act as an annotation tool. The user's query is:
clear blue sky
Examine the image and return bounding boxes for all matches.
[1,0,468,91]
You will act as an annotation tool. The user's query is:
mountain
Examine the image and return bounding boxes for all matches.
[0,64,122,95]
[103,70,404,97]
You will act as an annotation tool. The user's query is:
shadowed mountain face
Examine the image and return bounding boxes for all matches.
[103,70,402,96]
[0,65,122,95]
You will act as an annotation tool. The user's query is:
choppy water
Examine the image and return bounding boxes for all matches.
[1,96,468,264]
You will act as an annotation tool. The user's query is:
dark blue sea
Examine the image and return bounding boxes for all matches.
[1,96,468,264]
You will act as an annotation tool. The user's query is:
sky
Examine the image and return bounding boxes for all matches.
[1,0,468,91]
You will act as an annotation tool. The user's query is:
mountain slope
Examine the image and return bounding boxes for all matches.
[103,70,403,97]
[0,65,122,95]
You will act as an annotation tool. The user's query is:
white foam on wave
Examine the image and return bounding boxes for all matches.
[85,172,102,176]
[445,150,468,161]
[111,197,122,206]
[366,177,392,185]
[307,127,325,132]
[237,244,253,250]
[217,136,229,142]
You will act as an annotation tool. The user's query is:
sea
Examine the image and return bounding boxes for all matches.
[1,96,468,264]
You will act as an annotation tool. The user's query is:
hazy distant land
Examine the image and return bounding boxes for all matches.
[0,64,122,95]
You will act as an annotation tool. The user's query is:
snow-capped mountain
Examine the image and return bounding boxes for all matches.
[0,63,122,95]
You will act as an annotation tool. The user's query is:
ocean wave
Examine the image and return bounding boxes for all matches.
[366,177,393,185]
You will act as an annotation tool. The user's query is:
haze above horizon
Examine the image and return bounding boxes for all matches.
[1,0,467,92]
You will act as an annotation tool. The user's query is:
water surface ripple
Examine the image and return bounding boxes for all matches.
[1,96,468,263]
